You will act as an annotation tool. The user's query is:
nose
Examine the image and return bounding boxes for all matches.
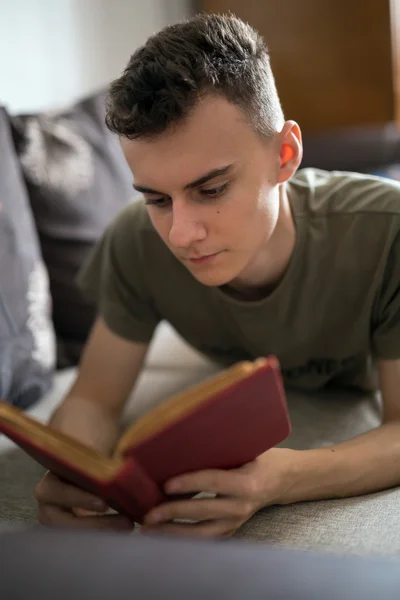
[168,201,207,249]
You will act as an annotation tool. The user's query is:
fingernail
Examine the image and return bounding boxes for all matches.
[165,481,181,493]
[93,500,108,512]
[145,511,162,524]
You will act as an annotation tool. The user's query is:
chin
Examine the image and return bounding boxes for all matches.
[187,266,240,288]
[179,251,247,287]
[192,274,228,287]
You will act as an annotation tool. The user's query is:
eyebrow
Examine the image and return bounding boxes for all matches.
[132,163,235,196]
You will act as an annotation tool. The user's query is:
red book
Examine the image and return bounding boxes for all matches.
[0,357,290,524]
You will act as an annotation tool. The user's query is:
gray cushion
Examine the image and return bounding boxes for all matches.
[11,91,135,367]
[234,389,400,556]
[0,107,56,409]
[301,122,400,172]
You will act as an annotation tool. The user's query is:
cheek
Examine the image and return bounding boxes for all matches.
[227,186,278,247]
[228,185,274,227]
[254,185,279,227]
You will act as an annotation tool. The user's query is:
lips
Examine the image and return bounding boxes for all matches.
[189,253,213,260]
[187,252,220,264]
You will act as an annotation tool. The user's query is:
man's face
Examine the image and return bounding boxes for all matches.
[120,95,284,288]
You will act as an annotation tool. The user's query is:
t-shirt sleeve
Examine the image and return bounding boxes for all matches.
[371,228,400,359]
[76,204,161,343]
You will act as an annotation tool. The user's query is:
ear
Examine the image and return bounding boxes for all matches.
[277,121,303,184]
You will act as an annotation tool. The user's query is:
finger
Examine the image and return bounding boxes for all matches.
[35,473,108,512]
[72,508,110,517]
[165,469,252,497]
[72,506,120,517]
[144,497,251,525]
[141,519,238,539]
[39,505,134,530]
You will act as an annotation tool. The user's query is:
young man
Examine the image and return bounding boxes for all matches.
[35,13,400,538]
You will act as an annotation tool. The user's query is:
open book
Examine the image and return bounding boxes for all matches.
[0,357,290,523]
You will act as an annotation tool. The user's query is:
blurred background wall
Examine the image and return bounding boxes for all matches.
[0,0,195,114]
[2,0,399,133]
[202,0,399,133]
[2,0,400,169]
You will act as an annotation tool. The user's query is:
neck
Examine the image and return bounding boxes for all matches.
[226,184,296,300]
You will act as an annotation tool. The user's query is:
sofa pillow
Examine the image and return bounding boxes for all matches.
[0,107,55,409]
[301,122,400,172]
[11,90,135,367]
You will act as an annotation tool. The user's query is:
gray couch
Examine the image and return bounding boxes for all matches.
[1,90,400,556]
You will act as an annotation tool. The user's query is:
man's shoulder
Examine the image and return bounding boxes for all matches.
[289,167,400,218]
[110,196,154,234]
[108,197,161,251]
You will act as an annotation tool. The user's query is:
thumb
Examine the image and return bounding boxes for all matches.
[72,507,110,517]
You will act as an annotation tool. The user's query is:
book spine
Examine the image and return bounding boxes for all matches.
[105,457,166,524]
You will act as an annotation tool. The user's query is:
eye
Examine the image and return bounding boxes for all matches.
[144,196,171,208]
[200,183,229,198]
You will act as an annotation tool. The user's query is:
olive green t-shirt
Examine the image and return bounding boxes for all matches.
[77,168,400,392]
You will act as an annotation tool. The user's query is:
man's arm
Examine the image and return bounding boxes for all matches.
[35,316,150,528]
[49,315,149,454]
[281,358,400,503]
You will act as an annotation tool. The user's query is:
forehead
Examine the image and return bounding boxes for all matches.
[120,96,258,188]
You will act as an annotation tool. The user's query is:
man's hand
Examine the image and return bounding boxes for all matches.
[34,317,149,531]
[35,472,134,530]
[143,356,400,540]
[142,448,295,538]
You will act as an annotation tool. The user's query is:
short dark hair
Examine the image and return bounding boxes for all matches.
[105,12,284,140]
